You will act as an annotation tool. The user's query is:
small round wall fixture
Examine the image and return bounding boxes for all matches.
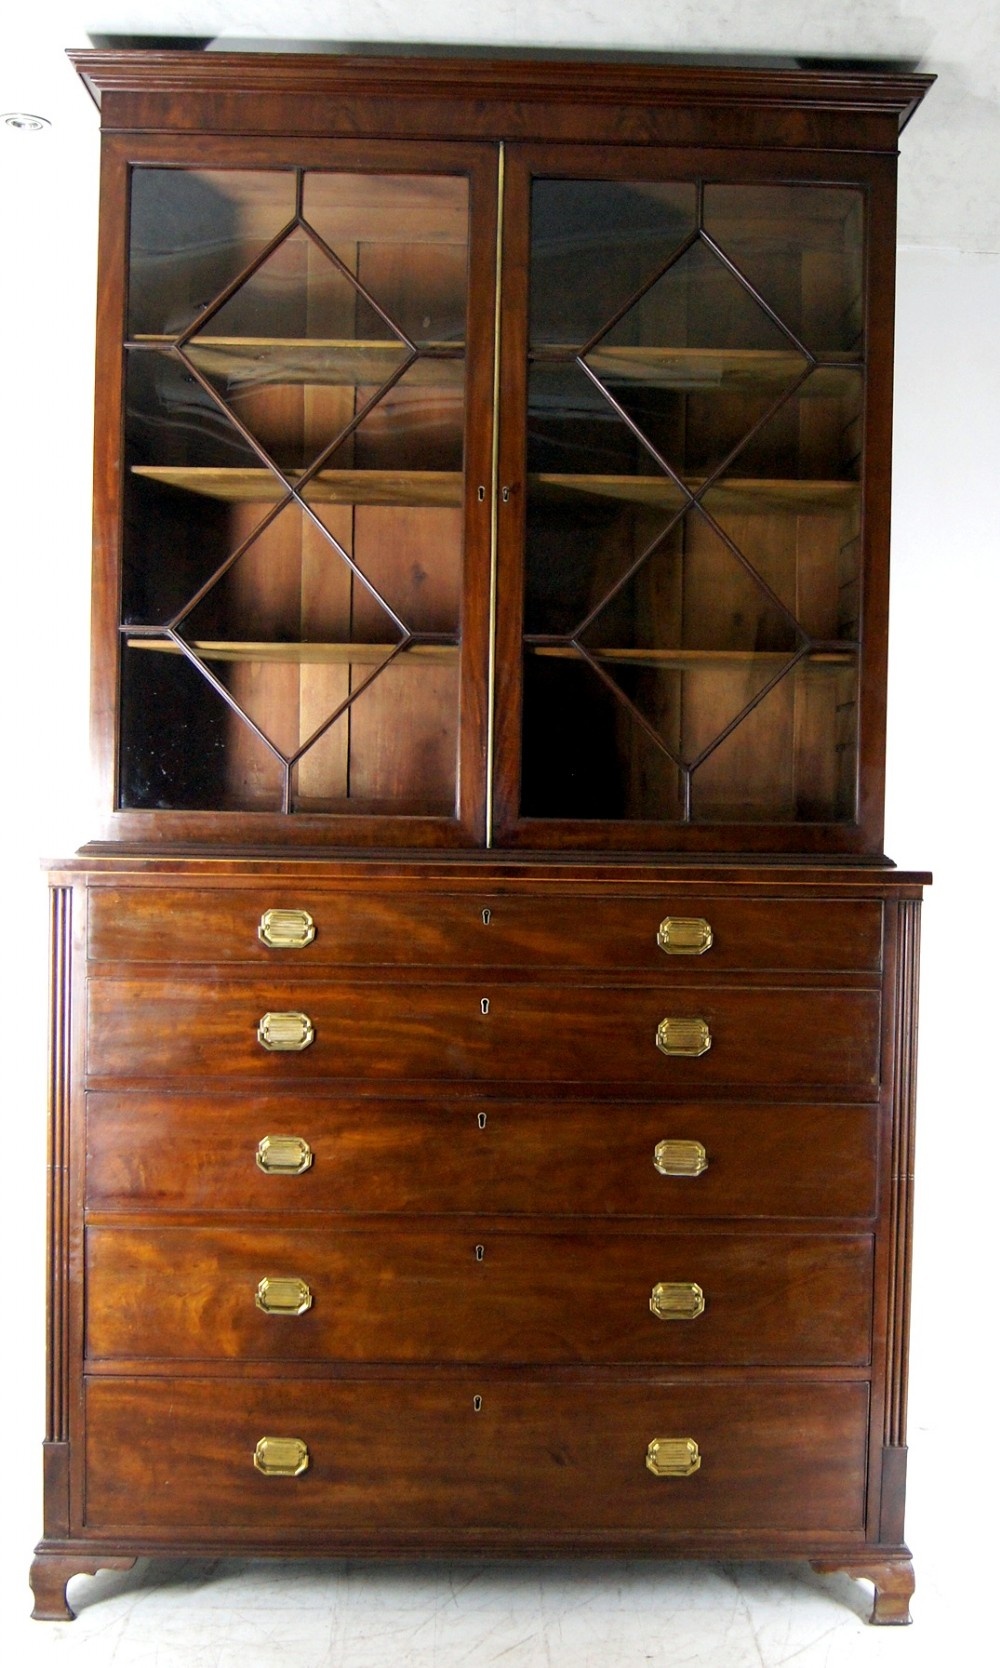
[2,113,51,131]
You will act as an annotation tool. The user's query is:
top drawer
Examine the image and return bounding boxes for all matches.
[87,887,882,974]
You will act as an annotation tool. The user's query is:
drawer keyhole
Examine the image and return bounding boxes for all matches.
[481,907,492,926]
[481,997,490,1015]
[478,1111,488,1130]
[475,1244,485,1262]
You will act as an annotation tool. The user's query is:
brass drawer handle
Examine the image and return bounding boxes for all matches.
[253,1436,310,1477]
[255,1276,313,1316]
[650,1281,705,1320]
[656,1017,711,1057]
[646,1437,701,1478]
[654,1139,708,1177]
[259,908,316,949]
[657,917,713,956]
[256,1135,314,1175]
[258,1011,314,1052]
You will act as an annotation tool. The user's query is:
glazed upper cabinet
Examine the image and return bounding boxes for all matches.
[76,54,928,852]
[117,147,496,842]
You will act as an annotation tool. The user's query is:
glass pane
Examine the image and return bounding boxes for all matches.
[291,649,459,815]
[119,640,285,811]
[689,655,859,822]
[122,349,275,625]
[303,172,469,345]
[520,649,684,821]
[704,185,865,355]
[530,180,696,347]
[128,169,296,339]
[121,166,469,819]
[525,361,684,635]
[580,510,801,746]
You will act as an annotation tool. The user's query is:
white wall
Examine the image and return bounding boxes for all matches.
[2,1,997,1637]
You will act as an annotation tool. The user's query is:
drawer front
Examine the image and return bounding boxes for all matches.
[86,1227,873,1366]
[87,979,881,1093]
[86,1093,879,1219]
[83,1376,869,1535]
[88,886,882,973]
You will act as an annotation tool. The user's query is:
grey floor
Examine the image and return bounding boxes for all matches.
[3,1493,978,1668]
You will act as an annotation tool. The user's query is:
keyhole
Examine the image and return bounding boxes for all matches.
[477,1111,487,1130]
[473,1395,483,1412]
[481,997,490,1015]
[477,485,486,502]
[475,1244,485,1262]
[481,907,492,926]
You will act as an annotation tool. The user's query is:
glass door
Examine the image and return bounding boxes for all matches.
[118,148,493,840]
[495,150,868,849]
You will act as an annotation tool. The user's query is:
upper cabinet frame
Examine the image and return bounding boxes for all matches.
[72,50,932,855]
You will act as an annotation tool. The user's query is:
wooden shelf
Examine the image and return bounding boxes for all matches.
[531,475,861,513]
[125,640,459,666]
[135,336,465,387]
[137,338,859,396]
[132,468,465,506]
[132,466,858,513]
[528,646,856,670]
[539,345,862,393]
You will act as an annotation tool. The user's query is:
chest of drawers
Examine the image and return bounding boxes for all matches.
[32,860,925,1623]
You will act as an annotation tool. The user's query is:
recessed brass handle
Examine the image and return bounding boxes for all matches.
[253,1436,310,1477]
[256,1135,314,1175]
[656,1017,711,1057]
[258,908,316,949]
[258,1011,314,1052]
[646,1437,701,1478]
[657,917,713,956]
[255,1276,313,1316]
[650,1281,705,1320]
[653,1139,708,1177]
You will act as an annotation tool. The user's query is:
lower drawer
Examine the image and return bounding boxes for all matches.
[85,1226,873,1366]
[86,1093,879,1219]
[82,1376,869,1536]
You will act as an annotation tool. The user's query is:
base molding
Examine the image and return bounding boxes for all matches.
[811,1552,914,1625]
[29,1544,915,1624]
